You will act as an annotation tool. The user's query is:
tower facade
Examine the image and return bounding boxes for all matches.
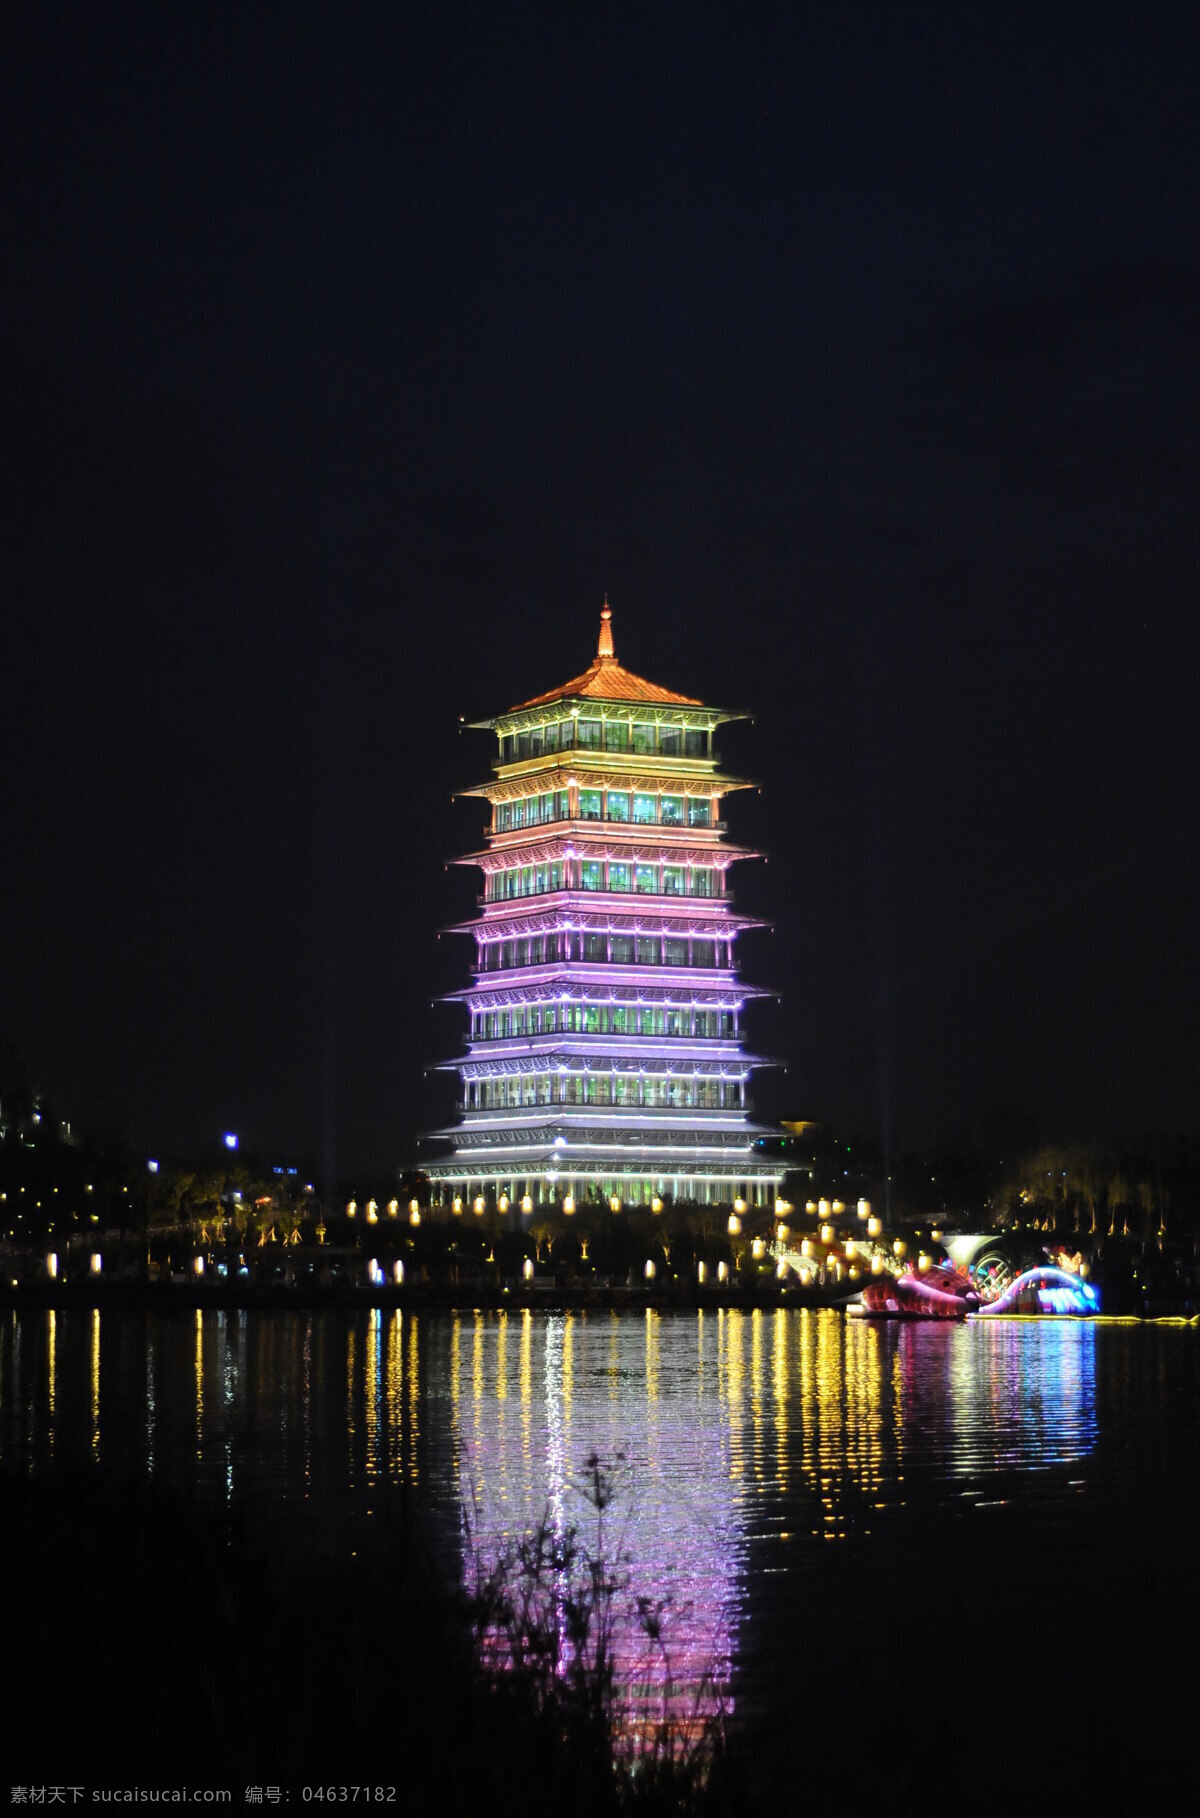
[427,604,780,1210]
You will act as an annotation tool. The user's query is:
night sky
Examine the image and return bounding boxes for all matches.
[5,3,1198,1175]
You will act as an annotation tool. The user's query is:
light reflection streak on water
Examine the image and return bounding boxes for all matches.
[364,1308,381,1485]
[386,1310,403,1484]
[407,1313,419,1486]
[47,1309,56,1460]
[194,1309,203,1457]
[91,1309,101,1460]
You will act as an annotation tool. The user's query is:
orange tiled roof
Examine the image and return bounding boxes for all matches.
[508,602,703,711]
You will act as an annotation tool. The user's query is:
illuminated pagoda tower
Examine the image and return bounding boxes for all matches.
[426,602,781,1211]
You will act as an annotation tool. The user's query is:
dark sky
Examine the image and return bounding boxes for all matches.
[4,2,1198,1174]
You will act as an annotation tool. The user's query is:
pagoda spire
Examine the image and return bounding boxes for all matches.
[597,596,615,660]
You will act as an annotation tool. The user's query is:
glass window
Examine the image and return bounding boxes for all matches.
[608,861,631,892]
[610,934,634,964]
[515,732,532,761]
[666,1009,685,1036]
[635,864,658,894]
[500,734,515,762]
[530,726,544,757]
[534,866,547,894]
[604,721,630,752]
[548,861,563,891]
[579,860,603,891]
[577,719,601,749]
[687,798,711,828]
[663,938,688,966]
[691,867,715,897]
[559,718,575,749]
[632,793,657,824]
[660,795,684,826]
[578,789,602,820]
[544,721,560,753]
[495,803,510,832]
[632,722,656,754]
[684,727,706,757]
[606,790,630,821]
[610,1006,628,1033]
[692,939,716,968]
[636,937,662,967]
[659,726,681,755]
[511,798,526,828]
[556,790,570,820]
[583,933,607,962]
[662,865,685,895]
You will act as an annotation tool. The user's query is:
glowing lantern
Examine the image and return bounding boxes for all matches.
[387,1199,399,1218]
[697,1260,708,1284]
[563,1195,575,1215]
[820,1224,834,1244]
[366,1200,379,1224]
[347,1200,357,1218]
[521,1194,533,1214]
[393,1260,404,1285]
[498,1194,509,1213]
[409,1207,421,1227]
[522,1258,533,1282]
[777,1222,790,1242]
[47,1253,57,1279]
[191,1256,202,1277]
[818,1198,830,1218]
[717,1260,729,1283]
[734,1196,747,1214]
[832,1200,845,1214]
[805,1200,817,1214]
[644,1259,656,1281]
[857,1199,870,1220]
[473,1195,485,1215]
[651,1196,663,1214]
[91,1253,103,1275]
[609,1195,621,1213]
[867,1215,882,1237]
[453,1196,463,1216]
[751,1236,766,1260]
[727,1214,742,1236]
[776,1259,788,1279]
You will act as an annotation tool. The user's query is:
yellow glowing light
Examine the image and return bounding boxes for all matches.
[751,1236,766,1260]
[610,1195,621,1213]
[893,1239,906,1257]
[409,1207,421,1227]
[367,1201,379,1224]
[820,1224,834,1244]
[857,1198,870,1219]
[805,1200,817,1214]
[523,1257,534,1281]
[832,1199,845,1214]
[717,1260,729,1283]
[930,1227,942,1242]
[734,1196,747,1214]
[871,1255,885,1274]
[347,1200,357,1218]
[727,1214,742,1236]
[697,1260,708,1284]
[776,1259,788,1279]
[387,1199,399,1218]
[799,1267,813,1286]
[774,1196,792,1216]
[644,1259,656,1280]
[563,1195,575,1215]
[47,1254,58,1279]
[800,1238,813,1258]
[651,1196,663,1213]
[521,1194,533,1214]
[777,1222,790,1242]
[90,1253,102,1275]
[393,1260,404,1285]
[867,1216,882,1237]
[473,1195,485,1215]
[844,1238,856,1256]
[818,1198,831,1218]
[192,1256,203,1277]
[918,1253,931,1272]
[453,1196,463,1215]
[498,1194,509,1213]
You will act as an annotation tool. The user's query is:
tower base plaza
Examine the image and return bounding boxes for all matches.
[425,603,781,1213]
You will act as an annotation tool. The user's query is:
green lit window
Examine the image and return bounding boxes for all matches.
[604,721,630,752]
[687,798,711,828]
[583,933,607,962]
[608,862,631,891]
[662,865,685,896]
[636,937,661,967]
[578,789,602,820]
[577,719,602,749]
[632,722,656,754]
[511,798,527,828]
[606,790,630,821]
[544,721,560,753]
[529,726,544,757]
[684,728,706,757]
[611,1007,628,1033]
[580,860,603,890]
[556,790,569,820]
[659,726,681,756]
[663,938,688,966]
[660,795,684,826]
[610,934,635,963]
[635,864,658,893]
[540,793,555,822]
[632,793,656,824]
[666,1009,685,1036]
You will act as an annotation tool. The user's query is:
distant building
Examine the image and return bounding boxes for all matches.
[426,602,781,1210]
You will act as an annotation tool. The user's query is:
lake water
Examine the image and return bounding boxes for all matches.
[4,1306,1197,1796]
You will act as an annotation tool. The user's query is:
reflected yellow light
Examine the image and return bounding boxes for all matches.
[366,1200,379,1224]
[393,1259,404,1285]
[697,1260,708,1284]
[409,1207,421,1227]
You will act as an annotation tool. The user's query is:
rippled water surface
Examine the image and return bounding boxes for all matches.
[4,1306,1197,1738]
